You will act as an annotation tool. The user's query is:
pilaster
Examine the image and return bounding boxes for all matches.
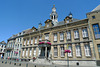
[87,27,92,40]
[80,43,85,58]
[57,32,60,43]
[64,31,66,43]
[72,44,76,59]
[58,45,60,58]
[71,29,74,42]
[64,44,67,59]
[79,28,83,41]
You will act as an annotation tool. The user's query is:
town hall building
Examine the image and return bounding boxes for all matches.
[5,5,100,66]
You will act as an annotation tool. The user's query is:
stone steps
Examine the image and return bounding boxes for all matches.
[32,58,53,65]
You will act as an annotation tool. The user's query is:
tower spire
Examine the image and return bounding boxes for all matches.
[50,5,58,26]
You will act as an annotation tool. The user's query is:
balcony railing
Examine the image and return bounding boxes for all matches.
[5,47,14,50]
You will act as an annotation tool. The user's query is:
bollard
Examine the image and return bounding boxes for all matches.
[34,65,36,67]
[2,61,3,63]
[26,63,28,67]
[19,63,21,66]
[9,62,11,64]
[14,63,16,65]
[5,61,7,64]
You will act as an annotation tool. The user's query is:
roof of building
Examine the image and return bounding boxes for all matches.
[56,18,80,26]
[38,18,80,30]
[0,41,6,45]
[92,5,100,12]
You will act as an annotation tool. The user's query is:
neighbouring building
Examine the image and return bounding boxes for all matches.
[87,4,100,66]
[0,41,6,59]
[4,29,31,61]
[5,5,100,66]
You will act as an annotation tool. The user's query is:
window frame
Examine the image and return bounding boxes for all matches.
[74,30,79,39]
[92,23,100,40]
[66,31,71,40]
[60,32,64,41]
[76,45,81,57]
[60,45,65,57]
[54,33,57,42]
[84,44,91,57]
[82,28,88,38]
[54,46,58,57]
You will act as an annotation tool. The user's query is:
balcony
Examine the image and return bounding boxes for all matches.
[5,47,14,50]
[0,51,5,54]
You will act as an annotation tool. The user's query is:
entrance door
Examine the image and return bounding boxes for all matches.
[40,47,45,57]
[47,47,50,58]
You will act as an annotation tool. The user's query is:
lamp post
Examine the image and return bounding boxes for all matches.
[64,49,71,67]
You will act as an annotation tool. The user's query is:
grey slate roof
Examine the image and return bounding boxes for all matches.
[57,18,80,26]
[38,18,80,30]
[92,5,100,12]
[0,41,6,45]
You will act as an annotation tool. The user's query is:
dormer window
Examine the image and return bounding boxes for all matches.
[51,16,53,19]
[33,30,34,32]
[47,24,49,27]
[92,16,95,19]
[67,19,69,23]
[54,15,55,19]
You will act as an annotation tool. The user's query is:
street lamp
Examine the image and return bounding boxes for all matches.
[64,48,71,67]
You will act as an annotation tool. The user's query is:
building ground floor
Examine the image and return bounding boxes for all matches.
[19,40,99,66]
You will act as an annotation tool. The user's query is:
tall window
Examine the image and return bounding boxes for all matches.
[27,39,29,45]
[19,38,20,42]
[20,38,21,42]
[35,37,37,44]
[54,33,57,42]
[60,32,64,41]
[26,49,28,57]
[39,36,42,41]
[47,24,49,27]
[92,24,100,39]
[74,30,79,39]
[54,47,58,57]
[34,48,36,56]
[67,31,71,40]
[84,44,91,56]
[38,48,41,56]
[67,19,69,23]
[60,45,64,57]
[97,45,100,58]
[33,30,34,32]
[82,28,88,38]
[68,45,72,57]
[24,39,26,46]
[45,34,49,40]
[31,38,33,45]
[76,45,81,57]
[29,48,32,57]
[22,49,24,57]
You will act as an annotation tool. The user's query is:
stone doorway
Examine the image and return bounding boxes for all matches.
[38,46,51,58]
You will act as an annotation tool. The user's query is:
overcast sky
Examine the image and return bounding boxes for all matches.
[0,0,100,43]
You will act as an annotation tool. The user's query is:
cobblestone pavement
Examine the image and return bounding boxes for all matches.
[0,62,99,67]
[0,59,99,67]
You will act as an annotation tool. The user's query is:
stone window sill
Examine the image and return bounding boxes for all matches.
[68,56,73,58]
[61,56,65,58]
[76,56,82,58]
[86,55,91,58]
[54,56,58,58]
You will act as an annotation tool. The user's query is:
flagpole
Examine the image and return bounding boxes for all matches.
[66,24,69,67]
[67,52,69,67]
